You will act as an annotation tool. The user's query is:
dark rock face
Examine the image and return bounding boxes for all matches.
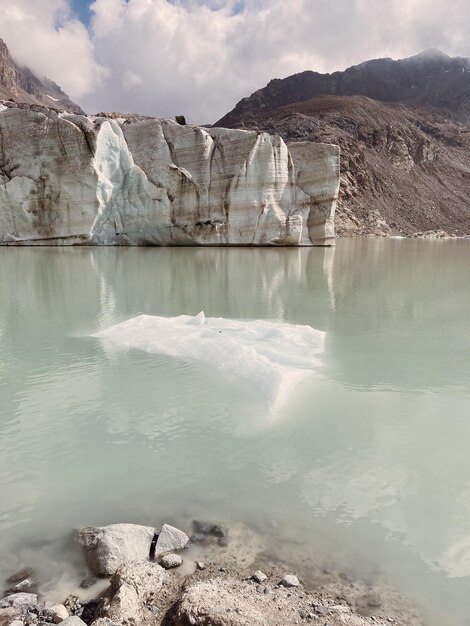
[215,50,470,236]
[216,50,470,129]
[0,38,83,113]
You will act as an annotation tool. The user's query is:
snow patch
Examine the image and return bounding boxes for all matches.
[93,313,325,413]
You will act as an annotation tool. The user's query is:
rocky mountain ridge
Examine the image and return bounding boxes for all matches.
[0,37,83,114]
[215,51,470,237]
[216,50,470,128]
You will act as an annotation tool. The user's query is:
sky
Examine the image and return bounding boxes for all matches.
[0,0,469,123]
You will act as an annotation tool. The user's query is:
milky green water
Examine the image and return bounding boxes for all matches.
[1,241,470,624]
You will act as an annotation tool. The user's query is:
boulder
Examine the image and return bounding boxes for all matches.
[76,523,155,576]
[95,561,167,626]
[154,524,189,557]
[173,579,268,626]
[0,594,38,610]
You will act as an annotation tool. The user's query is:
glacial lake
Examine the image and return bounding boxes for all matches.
[1,240,470,625]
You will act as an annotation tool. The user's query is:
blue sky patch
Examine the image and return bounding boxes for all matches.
[70,0,92,25]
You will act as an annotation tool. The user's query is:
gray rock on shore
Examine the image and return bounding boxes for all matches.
[154,523,189,557]
[76,522,189,576]
[174,578,269,625]
[76,523,155,576]
[95,561,167,626]
[0,594,38,609]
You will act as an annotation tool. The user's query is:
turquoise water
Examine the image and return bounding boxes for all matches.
[1,241,470,623]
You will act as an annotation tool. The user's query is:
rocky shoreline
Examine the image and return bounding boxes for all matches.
[0,521,427,626]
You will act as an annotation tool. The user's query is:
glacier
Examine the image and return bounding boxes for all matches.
[0,103,340,246]
[93,312,325,413]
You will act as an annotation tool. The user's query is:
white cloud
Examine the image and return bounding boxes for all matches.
[1,0,470,122]
[0,0,104,98]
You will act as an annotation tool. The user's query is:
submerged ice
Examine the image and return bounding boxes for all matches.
[94,312,325,412]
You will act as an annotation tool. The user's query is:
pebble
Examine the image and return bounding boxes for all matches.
[196,562,206,570]
[252,570,267,584]
[256,585,266,594]
[160,553,183,569]
[282,574,300,588]
[63,596,81,615]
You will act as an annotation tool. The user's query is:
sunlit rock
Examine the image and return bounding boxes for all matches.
[94,561,167,626]
[155,523,189,557]
[76,523,155,576]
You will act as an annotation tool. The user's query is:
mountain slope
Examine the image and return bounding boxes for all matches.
[215,51,470,236]
[0,38,83,113]
[216,50,470,128]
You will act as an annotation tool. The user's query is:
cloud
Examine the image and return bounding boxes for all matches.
[0,0,105,98]
[1,0,470,122]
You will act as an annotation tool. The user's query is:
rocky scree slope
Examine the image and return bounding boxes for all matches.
[0,37,83,114]
[215,50,470,236]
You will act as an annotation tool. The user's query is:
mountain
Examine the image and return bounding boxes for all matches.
[215,51,470,236]
[217,49,470,128]
[0,37,83,113]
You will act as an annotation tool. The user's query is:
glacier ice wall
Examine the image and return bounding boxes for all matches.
[0,103,340,246]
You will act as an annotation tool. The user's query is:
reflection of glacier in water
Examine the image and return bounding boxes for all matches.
[94,312,325,414]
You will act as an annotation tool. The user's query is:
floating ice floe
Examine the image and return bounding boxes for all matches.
[93,312,325,412]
